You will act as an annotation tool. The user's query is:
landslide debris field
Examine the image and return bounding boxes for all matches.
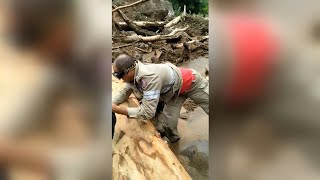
[112,0,208,66]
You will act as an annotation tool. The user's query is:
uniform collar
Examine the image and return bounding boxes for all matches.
[133,60,142,85]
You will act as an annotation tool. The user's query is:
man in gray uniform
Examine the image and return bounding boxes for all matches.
[112,54,209,143]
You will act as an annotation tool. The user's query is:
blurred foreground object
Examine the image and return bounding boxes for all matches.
[0,0,109,179]
[211,2,320,180]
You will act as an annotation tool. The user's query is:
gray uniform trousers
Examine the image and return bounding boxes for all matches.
[154,71,209,142]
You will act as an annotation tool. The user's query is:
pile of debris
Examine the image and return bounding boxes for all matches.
[112,0,208,65]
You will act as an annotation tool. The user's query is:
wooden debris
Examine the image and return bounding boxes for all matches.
[184,39,208,52]
[114,5,156,36]
[165,16,182,28]
[112,42,138,49]
[112,0,149,12]
[117,26,189,43]
[112,1,208,64]
[116,21,166,31]
[136,47,151,53]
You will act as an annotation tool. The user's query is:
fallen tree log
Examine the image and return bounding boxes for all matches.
[112,79,191,180]
[116,21,166,31]
[115,26,189,43]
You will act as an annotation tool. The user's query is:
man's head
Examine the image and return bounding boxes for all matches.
[112,54,136,83]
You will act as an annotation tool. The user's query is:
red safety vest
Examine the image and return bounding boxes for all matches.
[179,68,195,95]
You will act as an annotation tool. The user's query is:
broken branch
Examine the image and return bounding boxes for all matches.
[199,35,209,42]
[112,0,149,12]
[165,26,189,37]
[164,8,188,29]
[184,39,208,51]
[136,47,151,53]
[164,16,182,28]
[190,35,209,42]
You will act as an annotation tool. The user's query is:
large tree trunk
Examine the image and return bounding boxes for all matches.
[113,26,189,43]
[112,79,191,180]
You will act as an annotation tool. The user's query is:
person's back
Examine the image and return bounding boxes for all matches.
[134,61,176,96]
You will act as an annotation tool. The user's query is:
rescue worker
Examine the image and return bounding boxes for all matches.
[112,54,209,143]
[111,81,165,140]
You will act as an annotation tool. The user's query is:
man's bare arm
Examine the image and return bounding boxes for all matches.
[112,104,128,116]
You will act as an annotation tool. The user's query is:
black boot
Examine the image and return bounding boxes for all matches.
[160,127,180,144]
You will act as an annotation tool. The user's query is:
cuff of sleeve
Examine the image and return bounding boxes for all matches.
[127,107,139,118]
[112,99,120,105]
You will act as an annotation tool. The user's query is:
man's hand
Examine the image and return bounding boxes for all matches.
[112,104,128,116]
[112,104,118,112]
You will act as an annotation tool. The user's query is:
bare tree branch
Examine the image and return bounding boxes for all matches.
[112,0,149,12]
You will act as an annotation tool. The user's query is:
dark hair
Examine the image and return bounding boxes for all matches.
[114,54,136,72]
[9,0,72,46]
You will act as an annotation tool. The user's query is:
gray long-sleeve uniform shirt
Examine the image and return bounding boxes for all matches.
[112,61,183,120]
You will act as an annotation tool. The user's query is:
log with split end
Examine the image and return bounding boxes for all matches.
[112,82,191,179]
